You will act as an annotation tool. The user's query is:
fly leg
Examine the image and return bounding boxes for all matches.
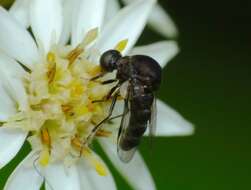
[91,93,118,136]
[101,79,118,84]
[92,83,120,103]
[79,92,119,156]
[90,72,106,81]
[107,114,124,122]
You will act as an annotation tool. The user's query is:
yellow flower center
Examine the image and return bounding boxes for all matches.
[3,29,119,174]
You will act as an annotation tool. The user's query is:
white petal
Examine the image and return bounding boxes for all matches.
[148,4,178,38]
[4,152,44,190]
[154,99,194,136]
[0,85,16,121]
[0,127,27,169]
[3,76,29,111]
[0,52,27,119]
[9,0,31,28]
[30,0,63,53]
[0,7,39,67]
[0,53,28,111]
[71,0,107,47]
[0,52,25,77]
[104,0,120,24]
[59,0,74,45]
[99,139,155,190]
[77,153,117,190]
[122,0,178,38]
[44,162,81,190]
[96,0,156,54]
[130,41,179,68]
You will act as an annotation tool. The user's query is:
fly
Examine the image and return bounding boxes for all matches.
[88,49,161,162]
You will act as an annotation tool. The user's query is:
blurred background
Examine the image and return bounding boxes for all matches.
[0,0,251,189]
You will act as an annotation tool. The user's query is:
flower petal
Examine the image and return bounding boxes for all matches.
[0,85,16,121]
[4,151,43,190]
[0,53,28,111]
[104,0,120,24]
[30,0,63,53]
[0,7,39,67]
[154,99,194,136]
[0,127,27,169]
[3,76,29,111]
[130,41,179,68]
[59,0,74,45]
[77,153,117,190]
[71,0,107,47]
[96,0,156,54]
[9,0,30,28]
[122,0,178,38]
[99,139,156,190]
[44,162,81,190]
[148,4,178,38]
[0,52,25,77]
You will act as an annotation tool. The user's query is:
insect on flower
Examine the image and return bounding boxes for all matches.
[0,0,194,189]
[86,49,161,162]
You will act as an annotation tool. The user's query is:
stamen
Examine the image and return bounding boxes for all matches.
[87,102,95,112]
[95,129,112,137]
[81,28,98,47]
[47,52,56,84]
[67,46,83,66]
[115,39,128,52]
[71,137,82,149]
[93,160,107,176]
[71,137,91,156]
[88,66,102,77]
[47,52,56,63]
[41,128,51,148]
[61,104,73,113]
[39,148,50,166]
[71,81,85,97]
[66,28,98,66]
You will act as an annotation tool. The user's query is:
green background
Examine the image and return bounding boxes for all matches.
[0,0,251,189]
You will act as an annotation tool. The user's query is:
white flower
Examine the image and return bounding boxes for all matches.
[104,0,178,38]
[0,0,194,190]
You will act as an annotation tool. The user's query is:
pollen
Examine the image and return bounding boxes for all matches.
[39,148,50,166]
[82,147,108,176]
[88,65,102,76]
[95,129,112,137]
[67,47,83,66]
[70,81,85,97]
[41,128,51,148]
[47,52,56,63]
[115,39,128,52]
[71,137,82,150]
[61,104,73,113]
[94,161,107,176]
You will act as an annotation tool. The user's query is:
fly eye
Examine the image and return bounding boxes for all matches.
[100,50,121,72]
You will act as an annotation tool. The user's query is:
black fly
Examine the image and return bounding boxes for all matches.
[89,49,161,162]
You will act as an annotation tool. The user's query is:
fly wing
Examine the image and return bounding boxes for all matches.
[149,96,157,137]
[147,96,157,152]
[117,86,137,163]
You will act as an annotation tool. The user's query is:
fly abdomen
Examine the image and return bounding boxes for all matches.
[128,121,147,137]
[120,121,147,151]
[132,92,153,109]
[119,134,140,151]
[119,85,154,151]
[134,108,151,123]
